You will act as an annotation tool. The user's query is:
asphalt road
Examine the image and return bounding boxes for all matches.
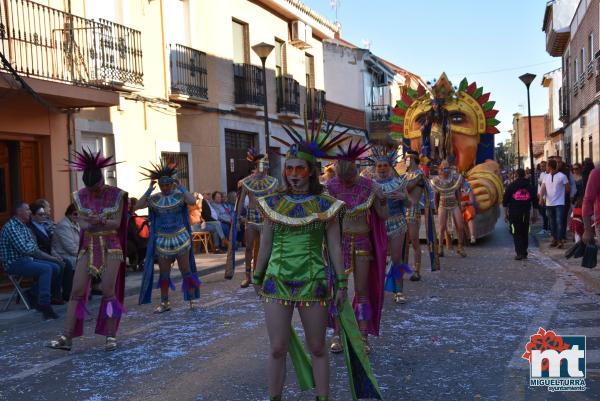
[0,218,599,401]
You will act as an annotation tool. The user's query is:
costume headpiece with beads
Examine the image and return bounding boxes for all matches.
[140,160,178,185]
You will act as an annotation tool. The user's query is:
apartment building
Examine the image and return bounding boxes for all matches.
[0,0,137,224]
[541,68,565,160]
[543,0,599,164]
[323,37,424,146]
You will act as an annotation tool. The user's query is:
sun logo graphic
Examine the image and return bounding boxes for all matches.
[522,327,586,392]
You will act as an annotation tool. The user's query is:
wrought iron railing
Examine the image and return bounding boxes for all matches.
[0,0,143,88]
[169,43,207,100]
[233,63,264,106]
[276,75,299,114]
[370,104,391,121]
[306,88,325,118]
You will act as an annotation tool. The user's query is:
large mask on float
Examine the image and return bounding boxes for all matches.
[390,73,500,173]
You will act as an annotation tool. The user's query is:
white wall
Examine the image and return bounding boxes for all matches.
[323,41,366,110]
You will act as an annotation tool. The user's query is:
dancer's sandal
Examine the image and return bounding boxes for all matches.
[330,335,343,353]
[393,292,407,304]
[154,300,171,314]
[409,272,421,281]
[457,248,467,257]
[361,335,372,354]
[46,335,72,351]
[105,336,117,352]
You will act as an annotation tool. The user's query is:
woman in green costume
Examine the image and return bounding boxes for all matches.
[253,116,383,401]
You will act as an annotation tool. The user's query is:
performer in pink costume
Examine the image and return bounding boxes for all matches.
[326,142,388,354]
[48,149,128,352]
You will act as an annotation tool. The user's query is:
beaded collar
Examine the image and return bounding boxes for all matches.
[241,175,278,197]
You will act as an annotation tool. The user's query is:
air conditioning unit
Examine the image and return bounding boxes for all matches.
[290,20,312,49]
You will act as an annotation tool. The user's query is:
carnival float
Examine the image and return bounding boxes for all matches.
[390,73,504,238]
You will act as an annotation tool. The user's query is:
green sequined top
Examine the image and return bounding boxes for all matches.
[256,193,345,305]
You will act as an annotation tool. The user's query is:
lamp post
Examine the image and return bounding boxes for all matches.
[519,73,536,188]
[252,42,275,153]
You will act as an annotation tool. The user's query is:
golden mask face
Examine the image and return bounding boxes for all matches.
[404,91,487,172]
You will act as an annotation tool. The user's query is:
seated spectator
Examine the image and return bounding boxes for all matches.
[29,202,73,304]
[189,192,203,228]
[200,191,229,252]
[0,202,61,319]
[50,203,79,300]
[126,197,148,271]
[211,191,232,238]
[35,198,56,236]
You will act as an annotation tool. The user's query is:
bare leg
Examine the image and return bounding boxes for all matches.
[353,256,371,346]
[298,304,329,398]
[408,222,422,281]
[64,255,92,338]
[468,219,476,243]
[242,227,259,287]
[438,208,448,256]
[99,258,121,337]
[157,257,174,302]
[264,302,294,398]
[176,251,194,298]
[452,208,467,257]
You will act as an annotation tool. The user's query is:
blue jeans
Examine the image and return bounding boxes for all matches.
[546,205,565,241]
[7,257,60,305]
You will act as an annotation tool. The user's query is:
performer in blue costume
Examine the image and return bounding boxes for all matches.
[137,161,200,312]
[368,147,412,304]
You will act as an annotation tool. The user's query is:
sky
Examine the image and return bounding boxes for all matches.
[302,0,561,144]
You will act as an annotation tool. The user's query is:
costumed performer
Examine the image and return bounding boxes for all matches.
[47,149,127,352]
[137,161,200,313]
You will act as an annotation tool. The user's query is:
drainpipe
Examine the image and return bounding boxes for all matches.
[67,110,75,193]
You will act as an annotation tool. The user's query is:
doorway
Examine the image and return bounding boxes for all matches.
[225,129,256,192]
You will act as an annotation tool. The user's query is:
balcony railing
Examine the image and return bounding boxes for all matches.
[579,73,585,88]
[169,43,207,100]
[369,104,391,132]
[276,75,300,115]
[233,63,264,106]
[0,0,143,89]
[306,88,326,118]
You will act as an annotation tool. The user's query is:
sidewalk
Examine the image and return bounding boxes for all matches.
[530,224,600,293]
[0,252,245,323]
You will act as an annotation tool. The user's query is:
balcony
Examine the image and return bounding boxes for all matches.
[233,63,264,109]
[579,73,585,88]
[0,0,143,90]
[306,88,325,118]
[276,75,300,118]
[169,44,207,103]
[369,104,391,133]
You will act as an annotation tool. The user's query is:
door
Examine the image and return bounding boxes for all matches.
[225,129,256,192]
[0,143,11,225]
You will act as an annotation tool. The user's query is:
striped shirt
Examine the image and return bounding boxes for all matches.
[0,217,38,267]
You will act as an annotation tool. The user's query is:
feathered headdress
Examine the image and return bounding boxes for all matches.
[140,160,178,184]
[335,139,371,162]
[65,148,120,172]
[246,148,266,164]
[273,111,350,164]
[366,146,399,167]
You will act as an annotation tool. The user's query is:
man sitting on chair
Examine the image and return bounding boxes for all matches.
[0,202,63,319]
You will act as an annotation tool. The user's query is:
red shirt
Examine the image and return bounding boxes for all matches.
[582,167,600,229]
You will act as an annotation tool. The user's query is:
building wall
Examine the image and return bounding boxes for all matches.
[323,41,367,111]
[570,104,600,163]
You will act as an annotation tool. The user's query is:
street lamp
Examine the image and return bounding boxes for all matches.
[252,42,275,153]
[519,73,536,188]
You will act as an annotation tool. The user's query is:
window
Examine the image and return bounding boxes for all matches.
[589,33,594,64]
[232,19,249,64]
[574,57,578,82]
[161,151,190,189]
[581,47,586,75]
[275,39,285,77]
[305,53,315,89]
[575,143,579,163]
[589,136,594,162]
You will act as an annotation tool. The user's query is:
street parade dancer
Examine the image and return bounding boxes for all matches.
[369,146,412,304]
[255,115,382,401]
[431,159,467,257]
[404,150,440,281]
[327,142,388,354]
[461,178,477,244]
[47,149,128,351]
[225,148,278,288]
[137,161,200,313]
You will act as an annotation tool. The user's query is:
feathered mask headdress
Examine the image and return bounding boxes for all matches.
[65,148,120,172]
[140,160,178,184]
[273,111,351,164]
[246,148,266,164]
[335,140,371,162]
[366,146,399,167]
